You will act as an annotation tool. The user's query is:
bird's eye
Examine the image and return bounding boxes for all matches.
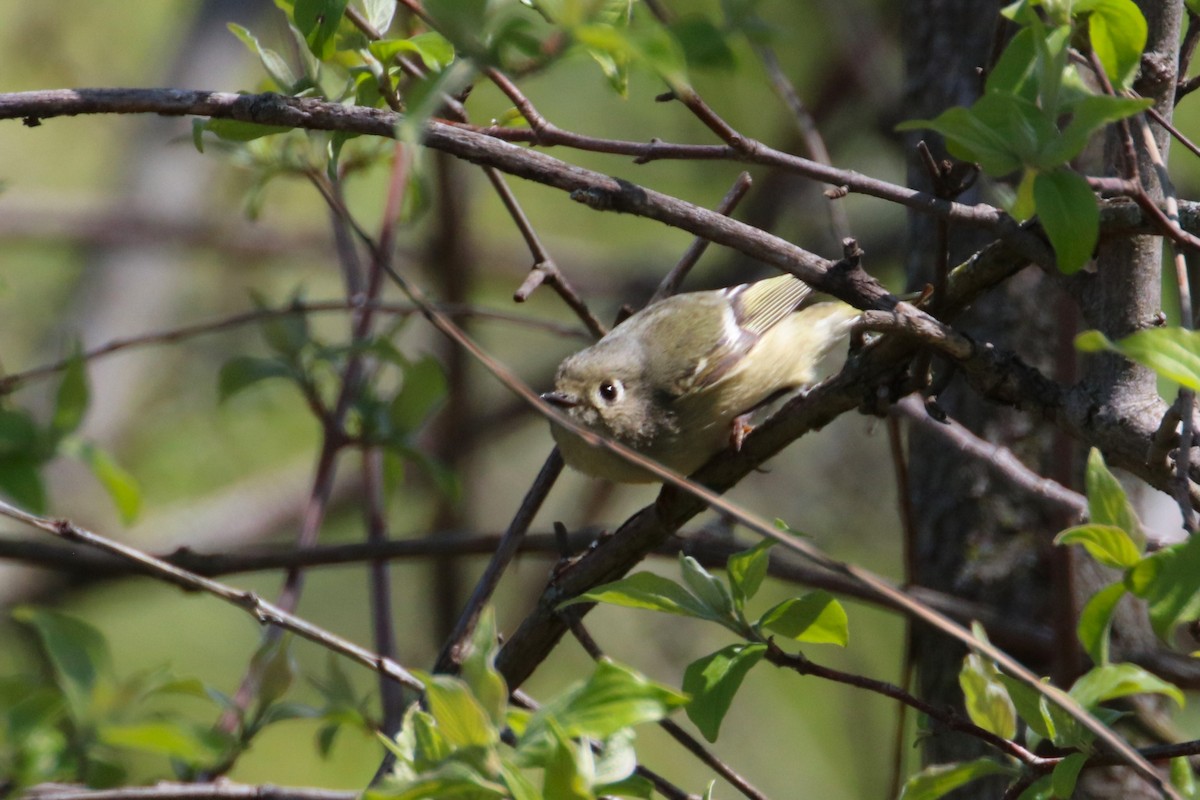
[598,379,622,403]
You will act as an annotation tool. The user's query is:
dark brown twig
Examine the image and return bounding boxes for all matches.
[765,640,1048,767]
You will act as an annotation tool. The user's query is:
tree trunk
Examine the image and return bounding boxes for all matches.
[902,1,1182,797]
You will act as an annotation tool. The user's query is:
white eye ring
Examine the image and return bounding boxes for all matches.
[597,379,623,403]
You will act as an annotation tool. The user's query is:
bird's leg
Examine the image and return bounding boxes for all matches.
[730,412,755,451]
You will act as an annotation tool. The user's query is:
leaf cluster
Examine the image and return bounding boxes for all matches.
[903,449,1195,800]
[0,351,139,522]
[372,608,686,800]
[217,295,457,498]
[898,0,1150,273]
[564,535,848,742]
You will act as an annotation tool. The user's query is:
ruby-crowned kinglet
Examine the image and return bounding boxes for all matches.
[541,274,858,483]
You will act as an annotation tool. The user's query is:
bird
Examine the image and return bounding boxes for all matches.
[541,273,858,482]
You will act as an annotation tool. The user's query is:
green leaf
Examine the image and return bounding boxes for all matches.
[0,408,39,456]
[249,635,295,713]
[1016,774,1054,800]
[596,773,655,799]
[679,554,733,619]
[0,457,47,512]
[591,728,636,787]
[252,293,310,359]
[499,759,541,800]
[561,571,718,621]
[414,672,498,748]
[1031,22,1072,117]
[959,652,1017,740]
[1083,448,1144,547]
[1069,662,1184,709]
[422,0,493,63]
[406,449,460,501]
[542,723,592,800]
[217,356,295,402]
[390,355,447,434]
[758,591,849,646]
[1034,168,1098,273]
[293,0,351,60]
[98,721,223,763]
[633,23,690,93]
[257,700,320,726]
[1126,533,1200,639]
[1077,582,1126,665]
[1051,752,1088,799]
[898,105,1023,175]
[898,758,1016,800]
[1077,327,1200,392]
[370,32,456,71]
[1042,95,1152,166]
[682,643,766,742]
[316,722,339,757]
[370,761,508,800]
[1012,168,1038,221]
[409,31,456,70]
[361,0,396,33]
[997,674,1055,742]
[591,49,631,96]
[1081,0,1148,89]
[228,23,297,89]
[200,118,292,143]
[72,442,141,524]
[985,27,1038,98]
[1055,524,1141,569]
[523,659,687,744]
[1170,755,1197,799]
[51,350,89,437]
[13,607,112,721]
[669,16,736,71]
[727,538,774,611]
[459,607,507,728]
[385,705,451,774]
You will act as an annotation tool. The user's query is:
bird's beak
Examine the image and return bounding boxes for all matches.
[541,390,579,409]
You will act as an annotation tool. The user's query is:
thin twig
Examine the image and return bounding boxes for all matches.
[0,301,586,395]
[0,497,424,692]
[752,43,851,241]
[650,172,754,303]
[362,447,406,733]
[433,449,565,673]
[764,640,1049,767]
[893,395,1087,518]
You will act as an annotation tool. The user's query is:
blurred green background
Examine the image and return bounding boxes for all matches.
[8,1,1192,797]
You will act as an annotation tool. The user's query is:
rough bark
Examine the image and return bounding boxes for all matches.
[903,1,1183,797]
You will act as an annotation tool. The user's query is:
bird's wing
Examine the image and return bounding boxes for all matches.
[689,274,812,389]
[727,273,812,336]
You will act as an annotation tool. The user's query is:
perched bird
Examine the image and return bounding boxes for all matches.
[541,274,858,482]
